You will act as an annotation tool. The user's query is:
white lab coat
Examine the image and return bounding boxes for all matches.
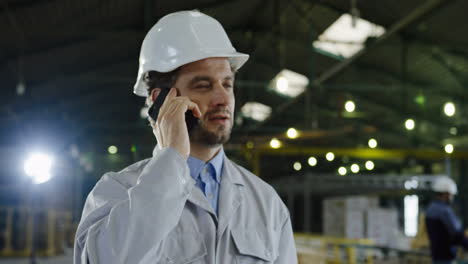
[74,147,297,264]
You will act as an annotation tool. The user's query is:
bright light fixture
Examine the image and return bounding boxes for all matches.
[241,102,272,122]
[368,138,378,149]
[313,13,385,59]
[293,162,302,171]
[445,144,454,154]
[286,128,299,139]
[326,152,335,161]
[404,195,419,237]
[308,157,317,167]
[444,102,456,117]
[338,167,347,176]
[276,77,289,93]
[271,69,309,98]
[404,180,419,190]
[351,164,360,173]
[345,100,356,113]
[108,145,118,154]
[24,152,54,184]
[140,106,149,119]
[405,119,415,130]
[270,138,282,149]
[365,161,375,170]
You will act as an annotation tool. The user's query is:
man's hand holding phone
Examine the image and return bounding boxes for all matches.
[152,88,201,159]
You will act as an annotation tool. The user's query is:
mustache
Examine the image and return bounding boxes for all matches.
[204,108,232,118]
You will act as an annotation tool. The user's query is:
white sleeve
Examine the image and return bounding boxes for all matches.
[274,216,298,264]
[73,147,194,264]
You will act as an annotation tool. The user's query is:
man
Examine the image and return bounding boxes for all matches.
[74,10,297,264]
[426,176,468,264]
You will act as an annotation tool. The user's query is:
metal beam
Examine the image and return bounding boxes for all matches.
[238,146,468,160]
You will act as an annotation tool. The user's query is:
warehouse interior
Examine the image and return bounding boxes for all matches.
[1,0,468,263]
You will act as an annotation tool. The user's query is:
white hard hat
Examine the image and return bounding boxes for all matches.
[432,176,458,195]
[133,10,249,97]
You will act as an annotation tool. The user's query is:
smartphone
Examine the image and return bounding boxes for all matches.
[148,85,199,132]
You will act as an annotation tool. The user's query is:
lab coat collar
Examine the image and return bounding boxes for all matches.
[221,157,244,186]
[152,145,245,223]
[153,145,242,185]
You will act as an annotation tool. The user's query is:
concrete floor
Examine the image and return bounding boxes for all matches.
[0,248,73,264]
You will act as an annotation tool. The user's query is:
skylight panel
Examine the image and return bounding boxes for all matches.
[270,69,309,98]
[241,102,272,122]
[313,14,385,59]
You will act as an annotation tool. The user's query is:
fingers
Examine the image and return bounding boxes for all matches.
[186,102,202,118]
[158,95,201,122]
[169,100,201,120]
[166,87,177,98]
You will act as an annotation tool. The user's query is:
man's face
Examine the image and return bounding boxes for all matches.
[174,57,235,146]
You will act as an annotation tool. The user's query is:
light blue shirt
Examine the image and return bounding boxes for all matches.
[187,149,224,214]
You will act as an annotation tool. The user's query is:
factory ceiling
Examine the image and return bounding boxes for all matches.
[1,0,467,182]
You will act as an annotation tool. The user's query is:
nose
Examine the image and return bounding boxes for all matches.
[210,81,231,107]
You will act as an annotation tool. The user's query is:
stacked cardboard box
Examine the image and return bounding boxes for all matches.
[365,208,398,246]
[323,196,404,248]
[323,196,378,239]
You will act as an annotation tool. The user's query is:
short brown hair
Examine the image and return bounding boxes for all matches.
[143,69,180,96]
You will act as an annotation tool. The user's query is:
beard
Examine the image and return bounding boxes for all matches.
[189,110,233,146]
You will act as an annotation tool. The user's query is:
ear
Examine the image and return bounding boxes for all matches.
[150,88,162,103]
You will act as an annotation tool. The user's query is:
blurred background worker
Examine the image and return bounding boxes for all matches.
[426,177,468,264]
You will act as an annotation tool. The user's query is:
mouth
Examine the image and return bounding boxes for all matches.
[207,114,230,124]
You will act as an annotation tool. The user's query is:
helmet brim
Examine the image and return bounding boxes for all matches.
[133,52,249,97]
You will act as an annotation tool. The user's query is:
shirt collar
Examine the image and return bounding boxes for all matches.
[187,148,224,183]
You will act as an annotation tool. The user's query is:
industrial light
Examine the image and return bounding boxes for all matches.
[271,69,309,98]
[108,145,118,154]
[131,144,137,153]
[368,138,378,149]
[326,152,335,161]
[414,94,425,106]
[24,152,54,184]
[404,180,419,190]
[365,161,375,170]
[313,13,385,59]
[308,157,317,167]
[246,141,254,149]
[293,162,302,171]
[345,100,356,113]
[270,138,282,149]
[445,144,454,154]
[286,128,299,139]
[350,164,360,173]
[450,127,457,136]
[140,106,149,119]
[241,102,272,122]
[404,195,419,237]
[444,102,456,117]
[338,167,347,176]
[16,81,26,96]
[276,77,288,93]
[405,119,415,130]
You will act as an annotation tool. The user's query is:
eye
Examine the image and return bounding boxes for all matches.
[195,83,211,89]
[224,83,233,89]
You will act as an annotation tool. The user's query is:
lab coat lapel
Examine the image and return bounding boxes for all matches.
[188,185,216,216]
[217,158,244,237]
